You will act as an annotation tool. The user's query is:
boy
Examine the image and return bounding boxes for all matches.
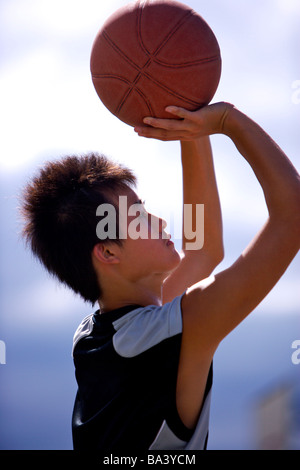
[21,102,300,450]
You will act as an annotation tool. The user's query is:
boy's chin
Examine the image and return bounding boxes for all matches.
[164,251,181,274]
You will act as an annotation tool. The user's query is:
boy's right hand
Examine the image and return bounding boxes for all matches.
[134,102,234,141]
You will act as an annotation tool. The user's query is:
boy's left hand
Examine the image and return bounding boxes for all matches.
[133,102,233,141]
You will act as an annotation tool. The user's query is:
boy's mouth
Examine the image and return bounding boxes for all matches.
[162,232,173,246]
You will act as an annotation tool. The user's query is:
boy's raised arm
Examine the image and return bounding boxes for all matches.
[162,136,224,303]
[185,105,300,347]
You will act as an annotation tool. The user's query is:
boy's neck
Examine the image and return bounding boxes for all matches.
[98,277,163,313]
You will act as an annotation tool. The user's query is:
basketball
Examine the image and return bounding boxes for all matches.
[90,0,221,127]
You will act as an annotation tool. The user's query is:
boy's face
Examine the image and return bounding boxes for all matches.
[114,187,181,283]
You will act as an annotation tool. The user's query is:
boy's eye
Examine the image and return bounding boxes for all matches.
[139,200,147,217]
[129,199,148,219]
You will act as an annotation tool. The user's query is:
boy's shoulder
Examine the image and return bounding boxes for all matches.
[72,294,184,358]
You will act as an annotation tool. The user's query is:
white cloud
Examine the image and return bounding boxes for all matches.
[1,0,122,36]
[276,0,300,13]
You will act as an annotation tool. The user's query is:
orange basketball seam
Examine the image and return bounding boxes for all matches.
[97,29,213,115]
[139,70,203,106]
[116,73,154,116]
[101,29,142,76]
[99,29,153,114]
[136,5,220,67]
[93,69,204,109]
[92,73,154,117]
[137,3,193,60]
[150,55,220,68]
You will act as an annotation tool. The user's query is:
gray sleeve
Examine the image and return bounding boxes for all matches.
[149,388,212,450]
[112,294,184,358]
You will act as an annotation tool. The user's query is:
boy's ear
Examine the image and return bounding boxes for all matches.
[92,243,120,265]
